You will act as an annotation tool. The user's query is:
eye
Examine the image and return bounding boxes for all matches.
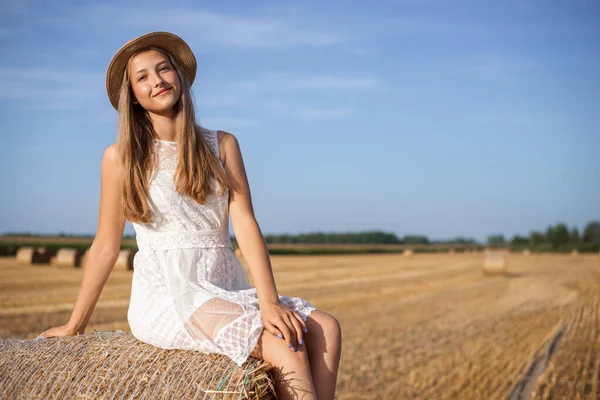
[160,66,170,72]
[137,75,147,82]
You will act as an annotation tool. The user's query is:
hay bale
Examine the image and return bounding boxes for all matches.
[234,248,244,261]
[15,247,35,264]
[570,249,579,257]
[15,247,51,265]
[482,250,507,276]
[81,248,90,268]
[522,249,531,256]
[403,249,413,258]
[0,331,275,399]
[115,249,135,270]
[51,248,84,268]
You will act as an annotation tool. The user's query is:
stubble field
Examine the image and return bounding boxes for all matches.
[1,253,599,399]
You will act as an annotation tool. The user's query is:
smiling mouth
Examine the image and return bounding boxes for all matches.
[155,88,171,96]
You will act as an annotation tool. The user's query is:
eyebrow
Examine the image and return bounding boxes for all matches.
[134,60,169,75]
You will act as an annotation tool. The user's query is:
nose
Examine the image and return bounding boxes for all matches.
[151,72,166,87]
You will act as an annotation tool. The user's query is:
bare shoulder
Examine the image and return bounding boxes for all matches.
[216,130,240,165]
[101,143,122,174]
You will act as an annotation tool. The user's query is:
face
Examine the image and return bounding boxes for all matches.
[128,49,181,115]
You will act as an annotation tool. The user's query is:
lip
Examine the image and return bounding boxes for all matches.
[154,88,171,97]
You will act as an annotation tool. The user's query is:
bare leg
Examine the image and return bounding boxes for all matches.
[251,329,318,400]
[304,310,343,400]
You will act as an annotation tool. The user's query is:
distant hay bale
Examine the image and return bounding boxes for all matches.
[403,249,413,258]
[15,247,51,265]
[81,248,90,268]
[571,249,579,257]
[0,331,275,399]
[15,247,35,264]
[523,249,531,256]
[115,249,135,270]
[482,251,507,276]
[51,248,84,268]
[234,248,244,261]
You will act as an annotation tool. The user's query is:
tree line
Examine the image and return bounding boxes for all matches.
[262,221,600,253]
[4,221,599,253]
[487,221,600,252]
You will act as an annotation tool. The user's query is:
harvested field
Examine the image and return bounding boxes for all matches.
[1,253,599,399]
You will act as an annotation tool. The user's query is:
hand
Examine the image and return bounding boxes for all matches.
[36,324,83,340]
[260,301,307,352]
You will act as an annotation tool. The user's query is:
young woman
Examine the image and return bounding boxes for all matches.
[38,31,342,399]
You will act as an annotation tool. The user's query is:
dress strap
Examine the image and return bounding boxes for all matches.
[201,127,220,159]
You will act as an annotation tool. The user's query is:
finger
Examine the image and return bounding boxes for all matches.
[37,329,49,340]
[284,316,298,350]
[292,312,308,336]
[264,321,283,340]
[288,314,304,347]
[276,319,293,349]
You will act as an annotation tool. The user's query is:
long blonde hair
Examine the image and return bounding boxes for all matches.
[117,46,230,224]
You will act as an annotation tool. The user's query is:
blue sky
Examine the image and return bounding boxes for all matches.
[0,0,598,242]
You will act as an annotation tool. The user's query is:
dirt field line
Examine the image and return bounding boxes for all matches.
[508,321,567,400]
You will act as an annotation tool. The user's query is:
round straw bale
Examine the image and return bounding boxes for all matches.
[0,331,275,399]
[403,249,413,258]
[81,248,91,268]
[15,247,36,264]
[51,248,84,268]
[234,247,244,261]
[522,249,531,256]
[114,249,135,270]
[482,250,507,276]
[570,249,579,257]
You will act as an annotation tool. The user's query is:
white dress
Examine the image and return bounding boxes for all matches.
[127,128,317,366]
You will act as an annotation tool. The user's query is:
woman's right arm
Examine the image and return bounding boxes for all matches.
[38,144,126,338]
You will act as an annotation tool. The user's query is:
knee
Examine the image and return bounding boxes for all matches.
[322,314,342,347]
[311,311,342,348]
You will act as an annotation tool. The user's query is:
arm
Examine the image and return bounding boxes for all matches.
[39,144,126,337]
[220,131,278,306]
[219,131,306,349]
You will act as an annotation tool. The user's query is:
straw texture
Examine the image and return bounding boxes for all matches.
[0,330,275,399]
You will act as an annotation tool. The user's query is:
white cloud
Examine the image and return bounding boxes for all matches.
[239,74,378,91]
[297,107,355,120]
[199,116,257,129]
[195,73,379,108]
[0,68,103,109]
[39,6,346,50]
[448,52,536,80]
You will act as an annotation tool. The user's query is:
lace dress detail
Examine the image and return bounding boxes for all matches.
[128,128,317,366]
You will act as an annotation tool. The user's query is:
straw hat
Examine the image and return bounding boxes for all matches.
[105,31,197,110]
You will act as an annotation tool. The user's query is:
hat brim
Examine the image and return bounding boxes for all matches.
[106,31,197,110]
